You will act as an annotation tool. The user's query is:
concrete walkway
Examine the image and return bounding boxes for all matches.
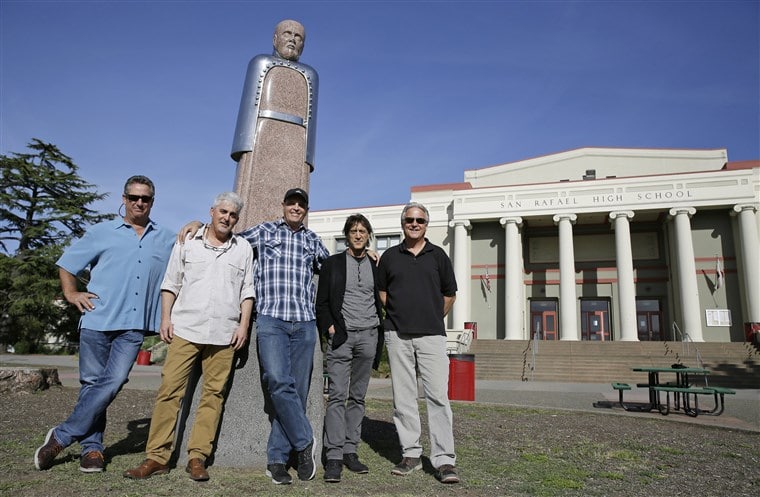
[3,353,758,432]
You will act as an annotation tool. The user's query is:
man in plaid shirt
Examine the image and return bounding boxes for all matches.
[239,188,329,484]
[180,187,328,484]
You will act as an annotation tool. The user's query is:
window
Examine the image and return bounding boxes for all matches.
[375,235,400,256]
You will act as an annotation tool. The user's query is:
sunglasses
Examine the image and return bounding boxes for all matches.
[125,194,154,203]
[404,217,428,225]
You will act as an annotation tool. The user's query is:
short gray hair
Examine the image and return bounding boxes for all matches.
[124,175,155,197]
[400,202,430,224]
[213,192,244,213]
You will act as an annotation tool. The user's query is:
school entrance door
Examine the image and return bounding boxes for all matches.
[530,300,558,340]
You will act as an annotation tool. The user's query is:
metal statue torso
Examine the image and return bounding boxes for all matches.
[231,54,319,170]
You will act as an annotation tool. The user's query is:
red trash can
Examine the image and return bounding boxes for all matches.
[136,350,152,365]
[448,353,475,401]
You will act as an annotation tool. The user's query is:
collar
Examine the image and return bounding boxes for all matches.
[197,224,236,252]
[277,217,305,233]
[116,218,155,230]
[399,237,431,255]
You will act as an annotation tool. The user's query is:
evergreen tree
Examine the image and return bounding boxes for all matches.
[0,139,114,351]
[1,138,111,255]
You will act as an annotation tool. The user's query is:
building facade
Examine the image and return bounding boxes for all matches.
[309,148,760,343]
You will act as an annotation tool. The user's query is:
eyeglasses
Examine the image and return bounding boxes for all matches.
[404,217,428,225]
[125,194,154,203]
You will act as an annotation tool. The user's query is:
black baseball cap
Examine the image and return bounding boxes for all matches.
[283,188,309,206]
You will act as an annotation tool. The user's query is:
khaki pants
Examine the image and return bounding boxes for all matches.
[145,336,234,464]
[384,331,456,468]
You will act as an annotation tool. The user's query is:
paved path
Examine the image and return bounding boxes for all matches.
[3,353,758,432]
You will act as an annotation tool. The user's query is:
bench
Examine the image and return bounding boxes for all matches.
[702,386,736,416]
[611,382,652,412]
[651,385,730,417]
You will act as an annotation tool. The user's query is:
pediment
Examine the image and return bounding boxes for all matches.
[463,147,728,188]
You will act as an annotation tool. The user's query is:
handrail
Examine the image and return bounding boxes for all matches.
[531,331,539,381]
[672,322,708,386]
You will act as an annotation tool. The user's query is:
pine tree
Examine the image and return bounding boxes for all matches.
[1,138,111,255]
[0,139,114,351]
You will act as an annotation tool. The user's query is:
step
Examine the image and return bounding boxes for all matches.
[467,340,760,387]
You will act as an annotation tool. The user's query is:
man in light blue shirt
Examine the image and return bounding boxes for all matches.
[34,175,175,474]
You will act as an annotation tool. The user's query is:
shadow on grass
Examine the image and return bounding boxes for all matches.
[361,416,440,477]
[361,415,398,463]
[104,417,151,464]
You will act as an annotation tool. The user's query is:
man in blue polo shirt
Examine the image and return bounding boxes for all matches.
[34,175,175,474]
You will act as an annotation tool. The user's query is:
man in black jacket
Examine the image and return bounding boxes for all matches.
[316,214,384,483]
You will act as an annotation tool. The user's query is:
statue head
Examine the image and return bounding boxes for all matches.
[273,19,305,61]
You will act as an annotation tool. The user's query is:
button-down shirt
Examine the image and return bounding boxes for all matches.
[56,218,176,332]
[160,226,254,345]
[239,219,329,321]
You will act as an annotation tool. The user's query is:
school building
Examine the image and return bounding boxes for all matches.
[309,147,760,344]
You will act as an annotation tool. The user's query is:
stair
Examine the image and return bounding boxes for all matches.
[468,340,760,389]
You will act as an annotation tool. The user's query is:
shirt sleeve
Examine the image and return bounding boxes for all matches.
[376,253,388,292]
[438,248,458,296]
[56,226,101,276]
[315,238,330,272]
[159,241,185,295]
[239,243,255,302]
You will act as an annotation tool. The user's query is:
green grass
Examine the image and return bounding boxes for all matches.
[3,390,759,497]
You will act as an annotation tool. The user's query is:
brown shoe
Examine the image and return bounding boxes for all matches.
[186,458,209,481]
[34,428,64,470]
[79,450,105,473]
[123,459,170,479]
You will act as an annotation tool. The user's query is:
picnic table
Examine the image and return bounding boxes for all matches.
[611,366,735,417]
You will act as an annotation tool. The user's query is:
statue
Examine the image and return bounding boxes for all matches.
[175,20,324,470]
[231,19,319,228]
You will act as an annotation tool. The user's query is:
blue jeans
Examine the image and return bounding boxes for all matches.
[256,314,316,464]
[53,328,143,454]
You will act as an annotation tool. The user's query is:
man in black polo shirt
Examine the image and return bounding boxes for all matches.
[377,202,459,484]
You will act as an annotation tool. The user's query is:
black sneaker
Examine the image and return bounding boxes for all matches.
[323,459,342,483]
[343,453,369,474]
[296,438,316,481]
[34,428,64,471]
[266,463,292,485]
[79,450,105,473]
[437,464,460,484]
[391,457,421,476]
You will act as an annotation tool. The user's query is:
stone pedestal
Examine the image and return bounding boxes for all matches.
[175,322,324,469]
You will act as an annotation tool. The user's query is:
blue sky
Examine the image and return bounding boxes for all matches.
[2,0,758,233]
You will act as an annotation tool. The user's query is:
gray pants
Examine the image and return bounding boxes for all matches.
[385,331,456,468]
[323,328,377,460]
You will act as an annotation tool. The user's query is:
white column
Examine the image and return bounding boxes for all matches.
[668,207,703,342]
[732,204,760,322]
[500,217,523,340]
[553,213,579,341]
[449,219,471,329]
[610,211,638,341]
